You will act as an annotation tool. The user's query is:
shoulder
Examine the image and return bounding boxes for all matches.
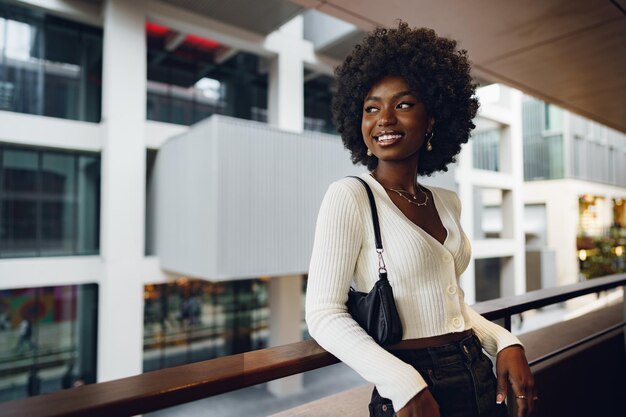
[324,177,370,205]
[317,177,371,222]
[316,177,368,230]
[428,185,459,202]
[428,186,461,211]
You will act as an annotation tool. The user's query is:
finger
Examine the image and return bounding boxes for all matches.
[515,395,528,417]
[528,389,538,415]
[496,373,507,404]
[513,389,532,417]
[514,378,535,416]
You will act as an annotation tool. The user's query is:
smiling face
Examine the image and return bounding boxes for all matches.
[361,75,434,165]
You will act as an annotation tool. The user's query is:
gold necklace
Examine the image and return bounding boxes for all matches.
[371,174,429,207]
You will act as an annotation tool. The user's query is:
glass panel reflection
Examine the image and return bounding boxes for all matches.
[0,284,98,403]
[0,3,102,122]
[41,153,76,255]
[0,145,100,258]
[1,148,38,257]
[143,278,278,372]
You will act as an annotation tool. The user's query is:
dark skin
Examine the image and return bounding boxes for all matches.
[362,76,536,417]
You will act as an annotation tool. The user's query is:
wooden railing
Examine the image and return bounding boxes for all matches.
[4,273,626,417]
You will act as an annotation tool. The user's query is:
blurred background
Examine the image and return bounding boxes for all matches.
[0,0,624,415]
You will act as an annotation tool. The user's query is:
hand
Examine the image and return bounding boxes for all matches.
[496,345,536,417]
[396,388,440,417]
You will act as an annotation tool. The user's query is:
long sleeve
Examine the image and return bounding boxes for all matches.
[464,305,523,356]
[305,181,427,411]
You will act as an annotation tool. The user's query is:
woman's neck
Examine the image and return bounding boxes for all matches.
[372,160,420,193]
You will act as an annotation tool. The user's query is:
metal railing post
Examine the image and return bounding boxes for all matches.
[504,315,512,331]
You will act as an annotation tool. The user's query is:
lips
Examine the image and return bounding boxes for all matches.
[373,131,404,146]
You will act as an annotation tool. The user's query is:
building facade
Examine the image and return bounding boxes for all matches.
[521,97,626,287]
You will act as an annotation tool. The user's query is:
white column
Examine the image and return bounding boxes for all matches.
[266,16,304,133]
[562,110,572,178]
[265,16,305,396]
[98,0,146,382]
[267,275,303,396]
[500,90,526,296]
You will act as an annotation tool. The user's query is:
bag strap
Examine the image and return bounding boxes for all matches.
[348,176,387,276]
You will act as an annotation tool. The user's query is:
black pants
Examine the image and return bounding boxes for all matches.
[369,333,509,417]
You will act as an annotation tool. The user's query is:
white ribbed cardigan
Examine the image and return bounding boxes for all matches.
[306,173,521,411]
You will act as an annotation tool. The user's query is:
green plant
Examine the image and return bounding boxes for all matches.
[579,236,626,279]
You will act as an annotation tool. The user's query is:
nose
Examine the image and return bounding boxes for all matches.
[377,107,397,126]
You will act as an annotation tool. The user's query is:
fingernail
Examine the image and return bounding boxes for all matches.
[496,394,504,404]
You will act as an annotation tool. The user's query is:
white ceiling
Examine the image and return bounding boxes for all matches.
[158,0,306,35]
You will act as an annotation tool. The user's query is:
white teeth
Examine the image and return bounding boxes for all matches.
[377,134,402,141]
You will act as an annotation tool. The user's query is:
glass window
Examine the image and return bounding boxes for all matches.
[143,278,272,372]
[0,284,98,402]
[40,153,76,255]
[0,3,102,122]
[76,154,100,254]
[304,73,335,134]
[472,129,500,171]
[3,148,38,192]
[544,104,563,131]
[475,258,503,301]
[1,13,43,117]
[1,148,38,257]
[0,145,100,258]
[1,198,37,256]
[145,21,265,126]
[0,16,5,53]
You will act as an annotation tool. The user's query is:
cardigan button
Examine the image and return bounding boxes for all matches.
[443,253,453,263]
[447,285,457,295]
[452,317,463,328]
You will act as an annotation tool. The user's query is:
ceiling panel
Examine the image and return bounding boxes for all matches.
[484,18,626,127]
[320,0,617,62]
[159,0,305,35]
[568,87,626,128]
[317,30,366,60]
[316,2,378,30]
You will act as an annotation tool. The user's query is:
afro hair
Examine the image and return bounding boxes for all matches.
[332,21,479,175]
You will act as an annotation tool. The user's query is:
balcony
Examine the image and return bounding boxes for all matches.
[4,273,625,417]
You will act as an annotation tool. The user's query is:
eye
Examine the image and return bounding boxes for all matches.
[364,106,379,114]
[397,101,415,109]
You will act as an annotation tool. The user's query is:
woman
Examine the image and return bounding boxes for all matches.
[306,22,536,417]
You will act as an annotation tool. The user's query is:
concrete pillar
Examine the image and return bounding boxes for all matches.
[265,15,305,395]
[267,275,303,396]
[500,90,526,296]
[545,186,580,286]
[562,111,572,178]
[98,0,146,382]
[266,16,304,133]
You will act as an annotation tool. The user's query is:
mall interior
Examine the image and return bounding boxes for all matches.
[0,1,625,416]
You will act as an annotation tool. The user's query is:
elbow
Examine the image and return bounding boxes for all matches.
[304,308,318,339]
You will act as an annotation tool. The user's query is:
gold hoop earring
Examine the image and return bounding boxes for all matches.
[367,148,373,156]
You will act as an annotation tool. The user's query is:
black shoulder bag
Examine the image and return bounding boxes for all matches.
[346,176,403,346]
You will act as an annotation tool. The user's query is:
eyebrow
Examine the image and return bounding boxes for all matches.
[364,90,415,102]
